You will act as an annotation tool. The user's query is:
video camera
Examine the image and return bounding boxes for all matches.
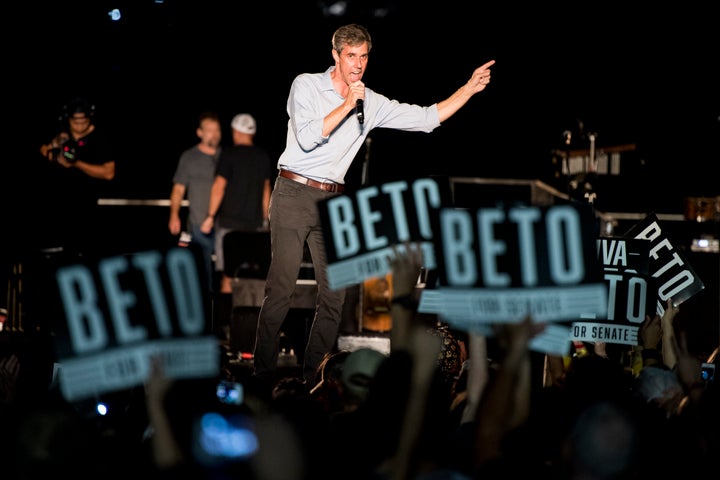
[48,133,78,163]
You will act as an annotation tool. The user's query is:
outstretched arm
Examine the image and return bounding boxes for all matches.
[437,60,495,123]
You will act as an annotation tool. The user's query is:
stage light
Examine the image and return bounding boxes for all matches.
[691,236,719,253]
[325,1,348,16]
[96,402,109,416]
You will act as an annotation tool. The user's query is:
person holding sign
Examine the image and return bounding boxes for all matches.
[252,22,495,386]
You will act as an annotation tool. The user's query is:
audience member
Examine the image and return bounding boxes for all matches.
[429,325,468,390]
[1,196,717,480]
[308,349,352,415]
[340,347,387,409]
[143,354,307,480]
[470,315,547,476]
[631,306,665,374]
[0,353,20,405]
[632,365,685,418]
[559,400,642,480]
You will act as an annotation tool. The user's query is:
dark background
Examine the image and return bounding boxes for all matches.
[1,0,717,358]
[6,1,719,210]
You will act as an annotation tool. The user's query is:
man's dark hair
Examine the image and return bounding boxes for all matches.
[198,111,220,126]
[332,24,372,53]
[64,97,95,118]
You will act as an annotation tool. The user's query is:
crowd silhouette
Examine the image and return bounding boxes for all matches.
[0,240,717,480]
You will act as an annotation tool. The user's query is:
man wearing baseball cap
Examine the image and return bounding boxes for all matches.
[202,114,275,351]
[230,113,257,135]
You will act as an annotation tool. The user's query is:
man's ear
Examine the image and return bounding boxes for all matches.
[331,49,340,63]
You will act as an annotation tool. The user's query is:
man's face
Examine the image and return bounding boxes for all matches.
[69,113,91,135]
[333,43,369,85]
[198,119,222,148]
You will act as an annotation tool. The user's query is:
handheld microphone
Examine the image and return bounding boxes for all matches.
[356,99,364,124]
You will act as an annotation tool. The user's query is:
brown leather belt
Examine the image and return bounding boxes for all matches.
[279,169,345,193]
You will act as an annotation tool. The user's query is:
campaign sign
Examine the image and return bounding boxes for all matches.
[571,271,657,345]
[423,202,607,325]
[570,237,655,345]
[419,288,574,356]
[49,247,219,402]
[623,213,705,313]
[596,237,651,275]
[318,177,448,290]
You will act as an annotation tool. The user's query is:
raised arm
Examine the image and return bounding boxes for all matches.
[384,242,443,480]
[474,315,545,468]
[437,60,495,123]
[660,299,680,370]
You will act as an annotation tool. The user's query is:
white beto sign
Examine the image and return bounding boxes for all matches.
[51,247,219,402]
[623,213,705,314]
[422,203,607,325]
[319,177,445,290]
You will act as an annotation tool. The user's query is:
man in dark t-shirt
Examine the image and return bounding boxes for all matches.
[38,97,117,257]
[202,113,274,293]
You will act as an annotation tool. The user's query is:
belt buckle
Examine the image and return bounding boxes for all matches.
[320,179,335,192]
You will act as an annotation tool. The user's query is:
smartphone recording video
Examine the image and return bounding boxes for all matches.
[216,379,243,405]
[192,412,258,466]
[701,362,715,385]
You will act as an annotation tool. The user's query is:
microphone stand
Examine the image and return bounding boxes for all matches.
[357,136,372,332]
[584,132,597,204]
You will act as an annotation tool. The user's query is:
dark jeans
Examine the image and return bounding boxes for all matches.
[190,224,215,293]
[253,176,345,382]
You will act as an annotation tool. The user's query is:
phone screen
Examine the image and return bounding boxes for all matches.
[701,363,715,384]
[216,380,243,405]
[192,412,258,465]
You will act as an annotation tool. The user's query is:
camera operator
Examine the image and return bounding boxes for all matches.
[37,97,117,257]
[40,97,115,180]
